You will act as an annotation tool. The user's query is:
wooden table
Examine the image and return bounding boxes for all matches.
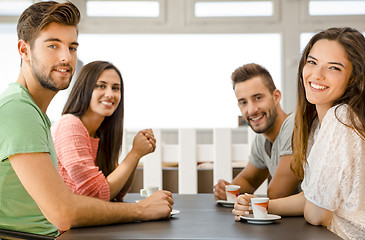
[57,194,341,240]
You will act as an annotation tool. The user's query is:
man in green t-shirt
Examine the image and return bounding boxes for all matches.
[0,1,173,237]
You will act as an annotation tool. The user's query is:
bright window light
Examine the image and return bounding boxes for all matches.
[309,0,365,16]
[195,1,273,17]
[0,24,19,95]
[0,29,281,128]
[300,33,315,53]
[76,34,281,129]
[87,1,159,17]
[0,1,31,16]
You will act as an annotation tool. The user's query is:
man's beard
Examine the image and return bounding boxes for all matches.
[31,56,73,92]
[248,103,278,134]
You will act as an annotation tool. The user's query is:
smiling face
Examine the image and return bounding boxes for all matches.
[87,69,122,119]
[302,39,352,113]
[235,76,279,134]
[28,22,78,91]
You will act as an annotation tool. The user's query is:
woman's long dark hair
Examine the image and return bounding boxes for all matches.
[63,61,124,176]
[291,27,365,180]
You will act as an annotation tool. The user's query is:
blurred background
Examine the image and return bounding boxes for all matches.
[1,0,364,129]
[1,0,365,193]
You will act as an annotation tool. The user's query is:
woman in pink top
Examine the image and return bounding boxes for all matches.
[51,61,156,201]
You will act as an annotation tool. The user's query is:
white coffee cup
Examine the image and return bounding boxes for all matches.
[251,197,269,218]
[140,186,159,198]
[225,185,241,203]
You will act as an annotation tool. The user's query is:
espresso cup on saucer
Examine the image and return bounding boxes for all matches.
[140,186,159,198]
[251,197,269,218]
[225,185,241,203]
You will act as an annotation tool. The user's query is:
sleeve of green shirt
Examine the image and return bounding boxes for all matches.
[0,99,50,162]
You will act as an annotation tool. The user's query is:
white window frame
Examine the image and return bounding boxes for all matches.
[79,0,167,33]
[186,0,280,25]
[300,0,365,23]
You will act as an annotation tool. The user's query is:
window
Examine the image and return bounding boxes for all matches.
[75,34,281,129]
[0,33,281,127]
[309,0,365,16]
[194,1,273,17]
[86,0,160,17]
[300,33,314,53]
[0,24,19,95]
[0,1,31,16]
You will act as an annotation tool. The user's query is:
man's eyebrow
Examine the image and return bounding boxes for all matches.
[237,93,264,102]
[44,38,61,43]
[44,38,79,46]
[252,93,263,98]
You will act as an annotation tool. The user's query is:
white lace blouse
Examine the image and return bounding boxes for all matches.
[301,104,365,240]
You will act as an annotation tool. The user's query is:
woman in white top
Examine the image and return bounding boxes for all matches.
[232,27,365,240]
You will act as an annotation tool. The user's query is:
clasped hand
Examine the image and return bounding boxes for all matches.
[131,129,156,159]
[232,193,257,221]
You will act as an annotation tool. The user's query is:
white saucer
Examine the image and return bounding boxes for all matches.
[216,200,235,208]
[240,214,281,224]
[171,209,180,215]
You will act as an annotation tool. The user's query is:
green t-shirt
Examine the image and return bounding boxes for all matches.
[0,83,59,236]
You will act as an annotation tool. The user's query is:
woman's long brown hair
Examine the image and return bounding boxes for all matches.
[291,27,365,180]
[63,61,124,176]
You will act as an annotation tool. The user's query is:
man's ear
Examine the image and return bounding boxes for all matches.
[18,39,31,63]
[272,89,282,104]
